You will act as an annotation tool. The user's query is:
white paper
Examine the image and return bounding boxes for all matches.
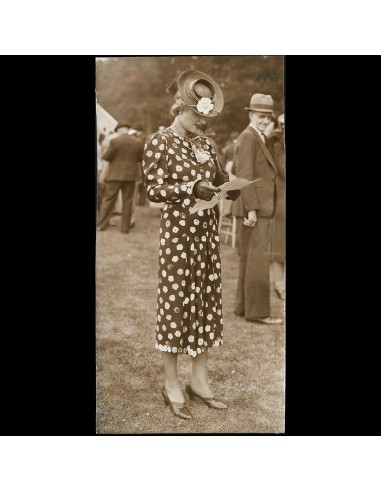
[189,178,262,214]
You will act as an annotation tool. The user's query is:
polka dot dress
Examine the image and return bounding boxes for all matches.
[143,127,228,357]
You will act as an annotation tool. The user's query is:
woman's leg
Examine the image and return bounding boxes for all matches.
[190,349,214,398]
[162,352,185,403]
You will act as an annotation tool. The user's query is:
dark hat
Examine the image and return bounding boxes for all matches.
[245,93,273,113]
[115,120,131,131]
[171,69,224,118]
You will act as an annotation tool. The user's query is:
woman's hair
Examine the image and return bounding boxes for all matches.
[169,90,186,117]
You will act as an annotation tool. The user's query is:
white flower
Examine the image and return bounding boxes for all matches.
[196,97,214,115]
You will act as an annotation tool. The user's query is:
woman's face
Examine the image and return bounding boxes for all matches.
[177,107,208,137]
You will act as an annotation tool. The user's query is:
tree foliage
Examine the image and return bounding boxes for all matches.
[96,56,284,147]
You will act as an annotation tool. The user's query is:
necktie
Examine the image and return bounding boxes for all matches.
[261,133,267,145]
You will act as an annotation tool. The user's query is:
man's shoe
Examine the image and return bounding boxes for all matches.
[246,317,283,325]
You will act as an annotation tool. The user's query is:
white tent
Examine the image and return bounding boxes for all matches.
[96,103,117,136]
[96,103,123,215]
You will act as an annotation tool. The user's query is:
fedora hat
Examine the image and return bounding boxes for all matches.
[171,69,224,118]
[245,93,273,113]
[115,120,131,131]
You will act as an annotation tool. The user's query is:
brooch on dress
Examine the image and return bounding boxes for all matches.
[190,136,210,164]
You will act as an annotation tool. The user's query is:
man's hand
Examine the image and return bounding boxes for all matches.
[194,181,221,201]
[243,210,257,227]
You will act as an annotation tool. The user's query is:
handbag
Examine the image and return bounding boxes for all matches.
[212,157,229,187]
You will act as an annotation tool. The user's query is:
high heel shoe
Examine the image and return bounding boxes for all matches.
[185,384,228,410]
[161,387,192,420]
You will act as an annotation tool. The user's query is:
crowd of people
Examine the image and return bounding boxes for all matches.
[97,69,285,421]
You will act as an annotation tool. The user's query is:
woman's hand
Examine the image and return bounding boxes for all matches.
[194,181,221,201]
[225,190,241,201]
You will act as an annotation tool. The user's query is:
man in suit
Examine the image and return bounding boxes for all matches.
[232,94,282,324]
[97,120,144,233]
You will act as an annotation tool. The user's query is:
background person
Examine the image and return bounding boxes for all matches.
[232,93,282,325]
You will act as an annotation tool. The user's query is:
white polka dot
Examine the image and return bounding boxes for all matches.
[172,256,178,262]
[176,244,183,250]
[157,168,164,176]
[165,232,170,239]
[152,138,158,145]
[165,302,170,309]
[184,198,190,206]
[177,268,184,274]
[169,295,175,301]
[175,331,181,337]
[162,286,168,293]
[188,335,194,342]
[173,210,180,217]
[172,283,179,290]
[172,173,178,179]
[168,333,173,339]
[168,148,175,154]
[170,321,177,328]
[172,226,179,233]
[160,190,167,197]
[168,276,174,282]
[146,150,153,157]
[165,248,171,255]
[159,144,165,150]
[181,252,186,259]
[207,314,213,321]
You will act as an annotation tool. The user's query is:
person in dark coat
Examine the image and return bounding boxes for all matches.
[97,120,144,233]
[232,94,282,324]
[267,113,285,299]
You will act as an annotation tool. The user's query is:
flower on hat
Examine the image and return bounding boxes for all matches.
[197,97,214,115]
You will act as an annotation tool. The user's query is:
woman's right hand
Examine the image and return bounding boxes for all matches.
[193,181,221,201]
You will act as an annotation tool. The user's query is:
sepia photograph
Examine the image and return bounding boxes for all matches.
[95,55,285,434]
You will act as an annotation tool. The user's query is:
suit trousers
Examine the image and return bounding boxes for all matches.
[97,180,135,233]
[235,217,272,318]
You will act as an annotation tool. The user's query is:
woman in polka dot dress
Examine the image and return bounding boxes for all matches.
[143,70,240,420]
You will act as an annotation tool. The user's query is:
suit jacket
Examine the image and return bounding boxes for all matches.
[102,133,144,182]
[232,125,278,218]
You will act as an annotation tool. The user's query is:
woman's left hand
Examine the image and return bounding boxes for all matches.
[225,190,241,201]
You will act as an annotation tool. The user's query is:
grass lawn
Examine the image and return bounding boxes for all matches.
[96,205,285,434]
